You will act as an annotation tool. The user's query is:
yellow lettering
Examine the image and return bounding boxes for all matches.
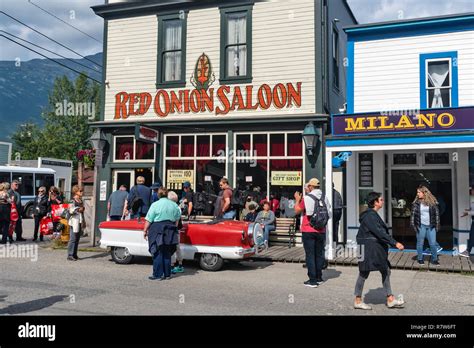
[438,112,455,128]
[396,115,415,129]
[416,113,435,128]
[345,117,365,131]
[378,116,395,130]
[366,117,378,130]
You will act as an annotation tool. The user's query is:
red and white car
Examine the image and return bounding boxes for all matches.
[98,218,266,271]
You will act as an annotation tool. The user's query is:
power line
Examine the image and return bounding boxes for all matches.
[1,30,101,74]
[0,11,102,68]
[28,0,102,44]
[1,34,102,84]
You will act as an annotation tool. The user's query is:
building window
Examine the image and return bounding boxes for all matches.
[332,27,340,90]
[157,13,187,88]
[220,5,253,84]
[114,136,156,162]
[420,51,458,109]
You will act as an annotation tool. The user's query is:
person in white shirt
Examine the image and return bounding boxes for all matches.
[460,187,474,258]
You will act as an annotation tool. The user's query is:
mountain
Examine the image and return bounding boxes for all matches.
[0,52,103,142]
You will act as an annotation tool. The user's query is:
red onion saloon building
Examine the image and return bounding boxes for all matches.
[91,0,356,226]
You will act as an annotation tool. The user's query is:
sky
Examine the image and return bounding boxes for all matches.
[0,0,473,61]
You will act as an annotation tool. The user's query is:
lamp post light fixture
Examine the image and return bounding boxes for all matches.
[302,122,319,156]
[88,129,107,247]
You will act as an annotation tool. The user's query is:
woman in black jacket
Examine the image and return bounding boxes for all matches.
[354,192,405,310]
[410,186,440,265]
[32,186,49,241]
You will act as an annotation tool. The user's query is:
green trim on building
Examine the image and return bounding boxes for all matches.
[156,12,188,89]
[219,4,253,85]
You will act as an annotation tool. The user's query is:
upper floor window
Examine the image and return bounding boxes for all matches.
[220,5,253,84]
[420,51,458,109]
[157,13,187,88]
[332,27,340,90]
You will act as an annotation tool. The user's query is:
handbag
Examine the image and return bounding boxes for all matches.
[61,208,71,220]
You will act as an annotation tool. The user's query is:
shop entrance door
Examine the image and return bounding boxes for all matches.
[112,170,134,192]
[391,169,453,249]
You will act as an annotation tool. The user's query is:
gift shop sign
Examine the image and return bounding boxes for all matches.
[114,53,303,119]
[332,107,474,136]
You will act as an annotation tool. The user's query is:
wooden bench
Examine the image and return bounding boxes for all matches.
[269,217,301,248]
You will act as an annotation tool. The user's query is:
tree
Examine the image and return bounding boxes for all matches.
[11,73,101,167]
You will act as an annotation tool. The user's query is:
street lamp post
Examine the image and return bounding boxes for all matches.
[302,121,319,156]
[89,129,107,247]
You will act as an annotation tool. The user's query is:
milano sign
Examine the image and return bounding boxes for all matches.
[114,53,303,119]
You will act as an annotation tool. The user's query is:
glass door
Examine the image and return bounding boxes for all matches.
[391,169,453,249]
[113,170,134,192]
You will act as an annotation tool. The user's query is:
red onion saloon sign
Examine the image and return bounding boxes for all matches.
[114,53,302,119]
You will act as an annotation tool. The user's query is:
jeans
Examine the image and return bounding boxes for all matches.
[67,227,81,258]
[14,217,23,240]
[467,218,474,255]
[302,232,326,282]
[223,210,236,220]
[417,224,437,262]
[0,220,9,243]
[152,245,173,278]
[263,225,275,243]
[354,269,392,297]
[333,209,342,244]
[33,214,46,240]
[109,215,122,221]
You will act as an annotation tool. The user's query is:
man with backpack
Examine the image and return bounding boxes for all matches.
[126,176,152,219]
[294,178,331,288]
[214,178,235,219]
[181,182,194,217]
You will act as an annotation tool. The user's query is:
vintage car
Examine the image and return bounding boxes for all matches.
[98,218,266,271]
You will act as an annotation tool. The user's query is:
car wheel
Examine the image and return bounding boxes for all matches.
[199,253,224,272]
[111,247,134,264]
[24,205,35,219]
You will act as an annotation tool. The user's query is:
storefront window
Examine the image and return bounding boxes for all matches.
[115,137,134,160]
[181,136,194,157]
[253,134,267,156]
[424,153,449,165]
[196,160,226,192]
[270,133,285,156]
[287,133,303,157]
[236,134,250,152]
[135,141,154,160]
[166,136,179,157]
[269,159,303,198]
[393,153,417,165]
[212,134,226,157]
[197,136,211,157]
[236,160,267,193]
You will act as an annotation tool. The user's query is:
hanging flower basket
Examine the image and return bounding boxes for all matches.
[77,149,95,168]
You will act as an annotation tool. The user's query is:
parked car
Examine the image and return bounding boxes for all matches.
[98,218,266,271]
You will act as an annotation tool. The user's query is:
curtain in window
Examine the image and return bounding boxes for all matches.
[227,14,247,77]
[428,61,449,108]
[163,20,182,82]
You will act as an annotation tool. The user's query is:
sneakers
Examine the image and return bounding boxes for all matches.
[67,256,77,261]
[431,260,440,266]
[459,250,471,258]
[417,260,425,265]
[304,280,318,288]
[354,301,372,310]
[171,265,184,274]
[423,247,443,255]
[387,295,405,308]
[315,279,325,286]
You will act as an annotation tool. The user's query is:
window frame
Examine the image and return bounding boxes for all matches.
[332,25,340,92]
[113,135,156,163]
[156,12,188,89]
[219,5,253,85]
[419,51,458,109]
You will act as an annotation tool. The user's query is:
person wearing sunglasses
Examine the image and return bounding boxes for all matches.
[32,186,48,242]
[67,185,85,261]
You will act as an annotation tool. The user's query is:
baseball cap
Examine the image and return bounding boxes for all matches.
[183,181,191,188]
[150,182,162,190]
[307,178,320,187]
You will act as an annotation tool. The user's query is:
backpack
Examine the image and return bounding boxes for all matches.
[307,193,330,230]
[231,189,244,208]
[193,192,206,212]
[128,187,143,213]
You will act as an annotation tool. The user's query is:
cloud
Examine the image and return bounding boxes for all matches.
[347,0,474,24]
[0,0,104,61]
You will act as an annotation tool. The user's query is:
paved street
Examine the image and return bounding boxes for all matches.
[1,219,473,316]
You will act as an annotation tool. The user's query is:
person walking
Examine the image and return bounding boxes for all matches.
[460,187,474,258]
[9,180,25,241]
[107,185,128,221]
[294,178,331,288]
[410,185,441,266]
[255,201,275,246]
[150,182,161,203]
[214,178,235,219]
[144,187,181,280]
[168,190,185,274]
[67,185,85,261]
[0,183,12,244]
[354,192,405,310]
[32,186,48,241]
[127,176,152,219]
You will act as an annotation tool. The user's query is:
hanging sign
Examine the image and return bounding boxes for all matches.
[166,170,194,190]
[271,171,302,186]
[134,125,159,144]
